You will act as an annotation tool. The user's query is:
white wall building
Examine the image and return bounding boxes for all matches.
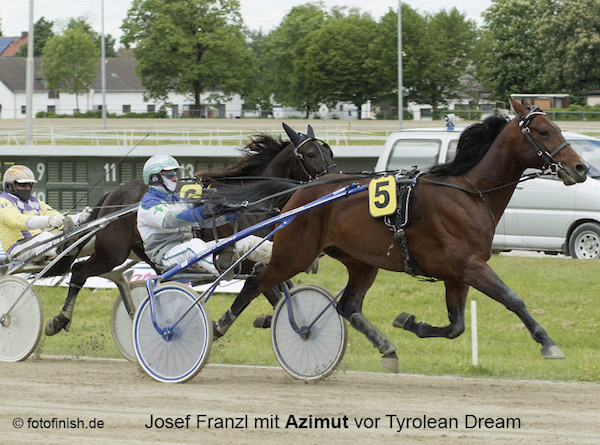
[0,57,243,119]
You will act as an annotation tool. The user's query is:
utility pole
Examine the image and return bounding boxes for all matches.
[101,0,107,132]
[25,0,35,144]
[398,0,403,130]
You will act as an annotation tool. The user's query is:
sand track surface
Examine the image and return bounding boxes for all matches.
[1,358,598,444]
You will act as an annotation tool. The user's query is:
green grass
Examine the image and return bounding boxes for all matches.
[33,255,599,382]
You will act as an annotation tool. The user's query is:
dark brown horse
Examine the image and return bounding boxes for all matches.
[44,123,338,336]
[210,99,589,372]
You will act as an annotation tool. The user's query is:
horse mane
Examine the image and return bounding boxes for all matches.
[429,115,509,177]
[197,133,288,182]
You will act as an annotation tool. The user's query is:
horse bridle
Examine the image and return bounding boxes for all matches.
[518,106,570,176]
[292,135,337,180]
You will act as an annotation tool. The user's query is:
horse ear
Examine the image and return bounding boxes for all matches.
[509,98,527,117]
[307,125,315,139]
[282,122,302,147]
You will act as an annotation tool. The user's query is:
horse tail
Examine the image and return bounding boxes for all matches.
[88,192,109,221]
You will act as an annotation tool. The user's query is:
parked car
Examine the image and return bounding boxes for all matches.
[374,126,600,259]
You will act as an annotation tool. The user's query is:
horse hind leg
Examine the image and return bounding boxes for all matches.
[45,281,81,336]
[336,261,399,373]
[393,280,468,339]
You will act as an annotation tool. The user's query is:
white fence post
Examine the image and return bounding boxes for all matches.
[471,299,478,366]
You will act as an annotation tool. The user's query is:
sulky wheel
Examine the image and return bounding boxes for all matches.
[111,281,149,362]
[132,282,212,383]
[271,283,347,380]
[0,276,43,362]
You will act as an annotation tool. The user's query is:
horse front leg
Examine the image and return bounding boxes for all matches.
[465,261,565,359]
[213,262,306,340]
[393,279,468,339]
[336,261,399,373]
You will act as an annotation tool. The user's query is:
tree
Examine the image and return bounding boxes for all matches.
[241,29,271,113]
[301,12,379,118]
[477,0,553,103]
[260,3,328,117]
[41,27,100,111]
[407,8,477,111]
[366,5,427,108]
[541,0,600,100]
[67,17,117,58]
[121,0,255,117]
[16,17,55,57]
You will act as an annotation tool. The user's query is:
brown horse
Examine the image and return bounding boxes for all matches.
[44,123,338,336]
[210,99,589,372]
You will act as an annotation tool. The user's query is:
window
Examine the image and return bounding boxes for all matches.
[147,104,156,113]
[122,105,131,113]
[446,139,459,163]
[48,89,59,99]
[47,105,56,113]
[21,105,26,114]
[387,139,441,171]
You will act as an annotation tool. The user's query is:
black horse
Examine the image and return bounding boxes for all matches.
[44,123,339,336]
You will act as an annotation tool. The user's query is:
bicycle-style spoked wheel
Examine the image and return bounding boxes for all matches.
[132,282,212,383]
[0,276,43,362]
[111,281,148,362]
[271,284,347,380]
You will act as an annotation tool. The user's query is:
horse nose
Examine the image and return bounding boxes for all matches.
[576,162,589,178]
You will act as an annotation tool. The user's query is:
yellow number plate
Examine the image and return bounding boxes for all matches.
[179,184,203,199]
[368,176,397,217]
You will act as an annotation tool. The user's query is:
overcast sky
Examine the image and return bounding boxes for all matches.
[2,0,493,42]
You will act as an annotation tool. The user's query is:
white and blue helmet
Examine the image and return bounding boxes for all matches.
[142,154,181,185]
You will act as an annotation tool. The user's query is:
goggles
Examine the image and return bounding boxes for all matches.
[162,171,178,180]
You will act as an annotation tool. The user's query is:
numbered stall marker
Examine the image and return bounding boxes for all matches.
[180,184,203,199]
[368,176,397,217]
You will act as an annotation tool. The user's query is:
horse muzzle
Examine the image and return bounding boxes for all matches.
[557,162,588,185]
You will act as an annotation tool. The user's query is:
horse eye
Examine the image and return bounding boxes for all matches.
[539,129,548,136]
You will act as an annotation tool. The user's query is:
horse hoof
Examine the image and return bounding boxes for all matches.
[253,314,272,329]
[381,352,399,373]
[212,321,224,341]
[44,314,71,336]
[542,344,566,359]
[392,313,415,330]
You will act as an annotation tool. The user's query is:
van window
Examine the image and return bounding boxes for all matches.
[446,139,459,163]
[570,139,600,178]
[386,139,441,171]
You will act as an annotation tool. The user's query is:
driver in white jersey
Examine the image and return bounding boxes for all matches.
[136,154,272,275]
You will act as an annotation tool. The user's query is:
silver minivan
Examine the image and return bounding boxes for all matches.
[374,127,600,259]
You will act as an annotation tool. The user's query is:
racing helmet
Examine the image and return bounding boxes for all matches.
[3,165,37,201]
[142,154,181,186]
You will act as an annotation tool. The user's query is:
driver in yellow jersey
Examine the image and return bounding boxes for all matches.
[0,165,91,262]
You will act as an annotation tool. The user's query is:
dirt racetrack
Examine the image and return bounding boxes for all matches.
[1,357,598,444]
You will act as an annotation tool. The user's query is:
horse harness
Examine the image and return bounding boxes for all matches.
[292,136,337,180]
[380,169,432,278]
[519,106,572,176]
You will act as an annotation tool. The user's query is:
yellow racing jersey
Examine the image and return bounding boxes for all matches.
[0,191,60,255]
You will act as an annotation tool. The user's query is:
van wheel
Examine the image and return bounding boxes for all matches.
[569,223,600,259]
